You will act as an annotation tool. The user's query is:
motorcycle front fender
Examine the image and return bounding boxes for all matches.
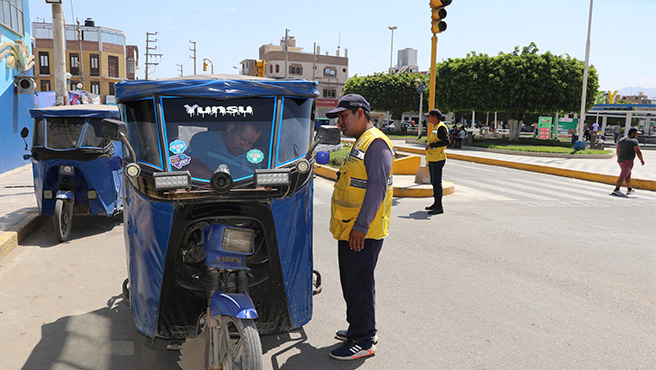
[55,190,74,200]
[210,291,258,319]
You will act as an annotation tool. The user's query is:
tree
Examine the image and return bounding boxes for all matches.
[434,43,599,142]
[343,73,429,120]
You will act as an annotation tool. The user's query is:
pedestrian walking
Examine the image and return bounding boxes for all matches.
[425,109,449,214]
[612,127,645,196]
[325,94,394,360]
[613,123,621,143]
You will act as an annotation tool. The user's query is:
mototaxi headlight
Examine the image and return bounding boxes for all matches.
[296,159,310,174]
[254,168,291,186]
[221,227,255,254]
[153,171,191,190]
[59,165,74,175]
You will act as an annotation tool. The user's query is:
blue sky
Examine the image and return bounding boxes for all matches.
[28,0,656,96]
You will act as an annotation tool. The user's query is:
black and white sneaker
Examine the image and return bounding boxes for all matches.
[335,330,379,344]
[626,188,635,194]
[330,340,376,360]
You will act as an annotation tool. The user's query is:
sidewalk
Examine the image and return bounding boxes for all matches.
[0,165,43,260]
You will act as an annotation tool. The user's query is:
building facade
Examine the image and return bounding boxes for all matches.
[1,0,35,173]
[240,36,348,119]
[32,18,137,104]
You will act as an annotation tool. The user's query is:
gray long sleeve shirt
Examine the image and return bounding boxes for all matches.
[352,138,393,235]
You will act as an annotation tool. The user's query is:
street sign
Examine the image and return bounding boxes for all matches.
[557,118,579,141]
[537,117,553,139]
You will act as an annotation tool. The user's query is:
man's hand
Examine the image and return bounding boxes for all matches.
[348,229,367,251]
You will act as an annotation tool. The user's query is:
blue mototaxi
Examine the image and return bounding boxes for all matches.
[109,75,340,369]
[24,105,123,242]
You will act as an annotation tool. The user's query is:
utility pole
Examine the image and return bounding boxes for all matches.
[145,32,162,80]
[51,2,67,105]
[76,19,85,90]
[284,29,289,79]
[176,64,183,77]
[189,40,197,75]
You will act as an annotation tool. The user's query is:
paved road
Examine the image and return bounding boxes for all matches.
[1,163,654,369]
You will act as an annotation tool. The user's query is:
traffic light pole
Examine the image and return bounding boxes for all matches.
[428,34,438,135]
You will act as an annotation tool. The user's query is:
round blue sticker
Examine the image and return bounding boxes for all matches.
[169,139,187,154]
[246,149,264,164]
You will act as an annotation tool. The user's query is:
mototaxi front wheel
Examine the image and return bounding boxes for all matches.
[54,199,73,242]
[212,315,262,370]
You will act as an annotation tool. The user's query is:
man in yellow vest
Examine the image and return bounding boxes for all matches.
[425,109,449,215]
[325,94,394,360]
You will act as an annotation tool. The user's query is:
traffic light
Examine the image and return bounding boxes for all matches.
[255,60,266,77]
[203,61,208,72]
[430,0,452,34]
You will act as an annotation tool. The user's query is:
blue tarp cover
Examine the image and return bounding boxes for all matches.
[29,104,120,119]
[115,75,319,102]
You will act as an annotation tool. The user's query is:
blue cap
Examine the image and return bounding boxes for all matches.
[325,94,370,118]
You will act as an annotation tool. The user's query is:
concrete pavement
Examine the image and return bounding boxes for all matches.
[2,142,654,260]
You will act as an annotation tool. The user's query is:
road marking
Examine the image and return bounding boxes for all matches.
[455,178,556,201]
[483,177,593,201]
[450,183,517,201]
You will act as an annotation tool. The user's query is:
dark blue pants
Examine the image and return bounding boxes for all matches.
[338,238,383,346]
[428,159,445,209]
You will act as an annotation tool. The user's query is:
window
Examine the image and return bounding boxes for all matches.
[277,98,313,165]
[0,0,25,35]
[275,64,280,73]
[38,52,50,75]
[69,53,79,75]
[101,30,124,45]
[90,54,99,76]
[90,81,100,95]
[108,55,119,77]
[322,89,337,99]
[323,67,337,78]
[69,81,81,91]
[269,64,273,74]
[122,99,162,168]
[289,65,302,75]
[108,82,115,95]
[127,57,135,75]
[160,97,275,179]
[40,79,51,92]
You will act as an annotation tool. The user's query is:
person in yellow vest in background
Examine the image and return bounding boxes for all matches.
[425,109,449,215]
[325,94,394,361]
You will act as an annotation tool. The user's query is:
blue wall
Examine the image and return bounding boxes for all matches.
[1,2,34,174]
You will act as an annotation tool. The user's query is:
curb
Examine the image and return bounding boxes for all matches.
[0,212,45,260]
[395,146,656,191]
[314,165,454,198]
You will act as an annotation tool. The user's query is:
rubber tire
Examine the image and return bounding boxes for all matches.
[212,316,262,370]
[54,199,73,242]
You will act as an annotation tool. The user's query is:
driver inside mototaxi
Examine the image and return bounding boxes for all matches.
[185,122,264,180]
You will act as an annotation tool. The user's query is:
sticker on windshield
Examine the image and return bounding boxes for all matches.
[169,139,187,154]
[170,154,191,169]
[246,149,264,164]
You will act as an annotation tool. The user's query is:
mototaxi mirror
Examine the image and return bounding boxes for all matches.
[315,125,341,145]
[20,127,29,138]
[100,118,127,141]
[100,118,137,163]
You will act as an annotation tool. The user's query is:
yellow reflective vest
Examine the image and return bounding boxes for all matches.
[330,127,394,241]
[426,121,448,162]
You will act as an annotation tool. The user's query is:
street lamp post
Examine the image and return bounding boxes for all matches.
[416,78,426,139]
[388,26,397,74]
[576,0,594,150]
